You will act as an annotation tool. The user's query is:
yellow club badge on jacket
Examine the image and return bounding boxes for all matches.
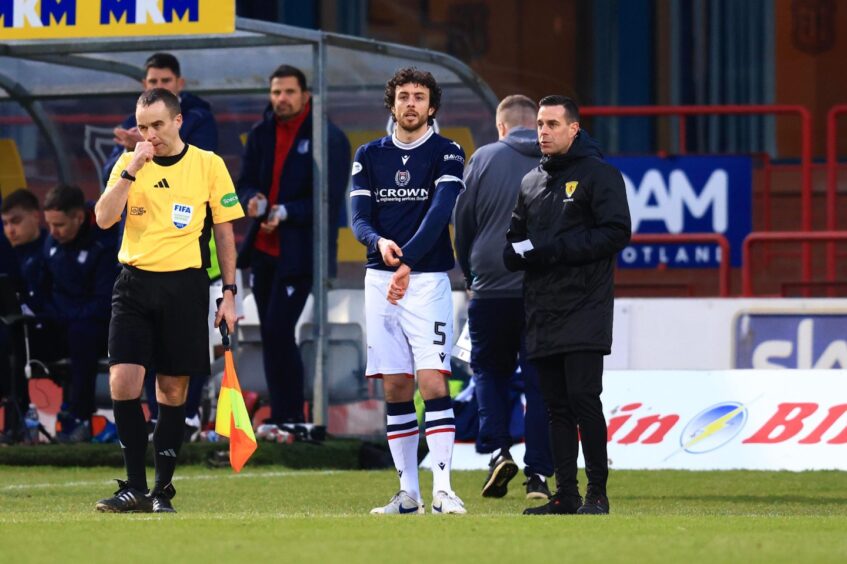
[565,181,579,198]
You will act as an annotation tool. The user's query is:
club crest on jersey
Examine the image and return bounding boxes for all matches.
[395,169,411,187]
[565,181,579,198]
[172,203,193,229]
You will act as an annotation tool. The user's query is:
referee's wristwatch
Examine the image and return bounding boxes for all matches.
[222,284,238,296]
[120,169,136,182]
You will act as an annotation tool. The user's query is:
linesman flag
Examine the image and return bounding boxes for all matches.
[214,317,257,472]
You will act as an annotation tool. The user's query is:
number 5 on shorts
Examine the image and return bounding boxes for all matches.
[433,321,446,345]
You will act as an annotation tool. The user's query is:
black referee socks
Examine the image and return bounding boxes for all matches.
[153,403,186,491]
[113,398,149,492]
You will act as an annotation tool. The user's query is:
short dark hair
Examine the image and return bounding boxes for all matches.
[43,185,85,214]
[384,67,442,123]
[269,65,307,91]
[1,189,39,214]
[144,52,181,77]
[137,88,182,117]
[539,95,580,123]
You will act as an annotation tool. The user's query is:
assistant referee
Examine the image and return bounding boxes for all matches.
[94,88,244,513]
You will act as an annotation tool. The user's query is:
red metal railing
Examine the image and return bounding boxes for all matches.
[582,105,814,282]
[825,104,847,284]
[742,231,847,296]
[628,233,731,297]
[0,113,263,125]
[758,152,773,233]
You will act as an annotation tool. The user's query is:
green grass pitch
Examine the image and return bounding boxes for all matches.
[1,466,846,563]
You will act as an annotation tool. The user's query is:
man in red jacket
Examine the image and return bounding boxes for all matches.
[235,65,350,428]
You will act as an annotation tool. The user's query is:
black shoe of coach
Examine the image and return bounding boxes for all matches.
[523,492,582,515]
[577,488,610,515]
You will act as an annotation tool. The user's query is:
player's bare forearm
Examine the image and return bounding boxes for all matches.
[213,222,238,331]
[95,180,131,229]
[213,222,237,285]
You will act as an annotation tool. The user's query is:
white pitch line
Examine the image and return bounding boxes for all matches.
[0,512,367,524]
[1,470,341,491]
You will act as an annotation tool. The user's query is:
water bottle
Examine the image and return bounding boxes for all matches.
[24,404,40,444]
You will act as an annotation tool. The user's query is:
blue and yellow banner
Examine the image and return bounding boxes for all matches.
[0,0,234,40]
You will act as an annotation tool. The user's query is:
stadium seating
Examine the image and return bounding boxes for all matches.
[0,139,26,197]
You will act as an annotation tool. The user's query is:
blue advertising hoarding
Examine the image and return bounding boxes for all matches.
[734,313,847,369]
[609,156,752,268]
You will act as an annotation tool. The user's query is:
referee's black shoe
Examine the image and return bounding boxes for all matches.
[95,479,152,513]
[481,450,519,498]
[577,487,610,515]
[150,483,177,513]
[523,492,582,515]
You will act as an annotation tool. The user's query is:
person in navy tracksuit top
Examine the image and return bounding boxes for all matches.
[0,189,49,441]
[236,65,350,425]
[0,195,17,279]
[1,190,49,315]
[43,185,120,441]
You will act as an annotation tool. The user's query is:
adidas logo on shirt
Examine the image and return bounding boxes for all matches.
[154,178,171,189]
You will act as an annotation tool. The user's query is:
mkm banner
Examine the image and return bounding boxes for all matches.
[0,0,234,39]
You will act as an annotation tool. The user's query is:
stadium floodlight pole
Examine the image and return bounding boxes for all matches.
[311,37,330,428]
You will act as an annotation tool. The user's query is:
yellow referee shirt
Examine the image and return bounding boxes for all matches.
[106,145,244,272]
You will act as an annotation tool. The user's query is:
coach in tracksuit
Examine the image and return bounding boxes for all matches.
[454,95,554,500]
[505,96,631,516]
[236,64,350,425]
[43,185,120,441]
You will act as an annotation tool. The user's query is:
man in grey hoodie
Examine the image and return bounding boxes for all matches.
[454,95,554,500]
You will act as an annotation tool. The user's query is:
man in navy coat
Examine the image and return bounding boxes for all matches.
[236,64,350,426]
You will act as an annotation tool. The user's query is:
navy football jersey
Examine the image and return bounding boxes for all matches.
[350,128,465,272]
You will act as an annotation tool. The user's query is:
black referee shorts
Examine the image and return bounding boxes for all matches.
[109,265,210,376]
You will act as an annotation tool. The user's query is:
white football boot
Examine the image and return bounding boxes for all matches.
[431,490,467,514]
[369,491,424,515]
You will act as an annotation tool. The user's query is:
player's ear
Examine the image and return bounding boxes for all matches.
[174,113,183,129]
[303,90,311,105]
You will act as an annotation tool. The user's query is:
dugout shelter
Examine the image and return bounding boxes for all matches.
[0,17,499,427]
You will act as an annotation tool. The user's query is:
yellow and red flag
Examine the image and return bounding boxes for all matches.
[215,349,257,472]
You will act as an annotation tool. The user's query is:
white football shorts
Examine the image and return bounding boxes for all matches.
[364,268,453,378]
